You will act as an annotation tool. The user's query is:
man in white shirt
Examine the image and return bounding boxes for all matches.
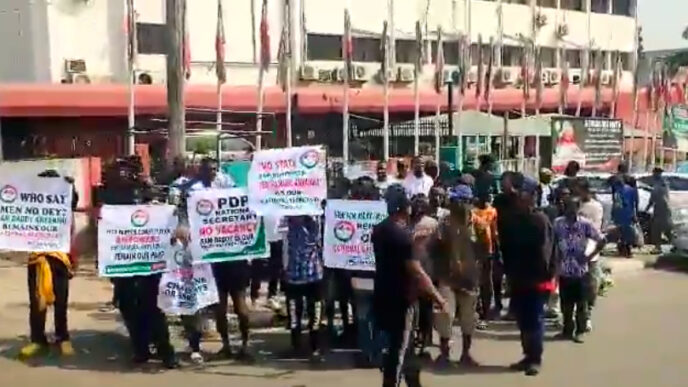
[576,179,604,333]
[402,156,434,197]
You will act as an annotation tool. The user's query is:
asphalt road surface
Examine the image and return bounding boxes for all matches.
[0,261,686,387]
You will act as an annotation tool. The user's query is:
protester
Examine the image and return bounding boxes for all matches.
[348,177,385,368]
[19,171,79,359]
[433,184,480,367]
[284,215,325,362]
[373,184,445,387]
[376,160,396,195]
[560,161,581,189]
[103,158,178,368]
[645,167,672,254]
[263,214,286,310]
[409,194,439,358]
[553,197,605,344]
[503,175,556,376]
[424,160,439,184]
[428,186,450,220]
[493,171,519,319]
[396,159,409,181]
[610,175,638,258]
[472,154,498,200]
[472,191,499,327]
[576,179,604,332]
[537,168,554,208]
[403,156,434,197]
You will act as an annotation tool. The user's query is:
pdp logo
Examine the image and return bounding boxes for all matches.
[196,199,214,216]
[333,220,356,242]
[299,149,320,169]
[173,249,186,266]
[130,209,149,228]
[0,185,18,203]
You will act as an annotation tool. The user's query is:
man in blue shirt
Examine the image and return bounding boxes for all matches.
[610,176,638,258]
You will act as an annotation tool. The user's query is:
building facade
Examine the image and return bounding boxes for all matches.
[1,0,637,90]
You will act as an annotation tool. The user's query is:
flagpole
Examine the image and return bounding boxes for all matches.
[126,0,137,156]
[256,0,270,151]
[577,0,591,117]
[285,0,294,147]
[629,17,639,171]
[382,20,390,162]
[414,21,422,157]
[435,26,444,164]
[343,2,351,170]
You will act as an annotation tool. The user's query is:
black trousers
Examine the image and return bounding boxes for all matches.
[28,258,70,344]
[559,276,589,336]
[325,269,353,336]
[286,281,322,352]
[382,305,421,387]
[113,275,174,360]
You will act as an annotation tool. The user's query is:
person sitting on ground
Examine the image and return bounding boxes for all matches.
[433,184,480,367]
[403,156,435,197]
[20,170,79,359]
[553,197,605,344]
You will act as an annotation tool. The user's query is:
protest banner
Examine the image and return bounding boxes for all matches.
[323,200,387,271]
[0,175,73,252]
[247,145,327,216]
[157,244,219,315]
[188,187,269,263]
[98,204,177,277]
[551,117,623,173]
[663,105,688,152]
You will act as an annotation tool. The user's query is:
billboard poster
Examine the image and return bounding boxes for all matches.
[551,117,623,173]
[663,105,688,152]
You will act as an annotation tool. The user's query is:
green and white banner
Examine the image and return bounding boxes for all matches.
[663,105,688,152]
[98,205,177,277]
[188,187,269,263]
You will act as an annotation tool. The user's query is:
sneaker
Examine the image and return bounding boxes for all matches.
[190,352,204,365]
[585,319,593,332]
[509,357,529,371]
[59,341,75,356]
[524,362,541,376]
[19,343,46,359]
[476,320,488,331]
[573,334,585,344]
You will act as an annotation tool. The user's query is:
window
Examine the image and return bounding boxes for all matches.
[540,47,556,68]
[612,0,632,16]
[470,43,491,65]
[537,0,557,7]
[352,37,381,62]
[620,52,631,71]
[591,0,610,13]
[430,40,460,64]
[395,40,417,64]
[561,0,585,11]
[307,34,342,61]
[137,23,166,55]
[502,45,522,67]
[566,50,581,68]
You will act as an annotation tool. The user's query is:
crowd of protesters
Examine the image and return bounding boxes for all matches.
[19,153,671,387]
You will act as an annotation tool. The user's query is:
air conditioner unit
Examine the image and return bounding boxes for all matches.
[352,64,367,82]
[499,67,517,85]
[601,70,613,86]
[334,68,345,82]
[548,69,561,85]
[442,68,455,84]
[300,64,319,81]
[397,66,414,82]
[65,59,87,74]
[318,68,333,82]
[71,73,91,84]
[569,69,582,85]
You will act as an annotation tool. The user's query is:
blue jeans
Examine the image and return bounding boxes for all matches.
[511,290,548,364]
[353,289,386,365]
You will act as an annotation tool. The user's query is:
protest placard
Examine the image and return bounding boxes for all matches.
[188,187,269,263]
[323,200,387,271]
[0,176,73,252]
[98,204,177,277]
[157,244,219,315]
[247,145,327,216]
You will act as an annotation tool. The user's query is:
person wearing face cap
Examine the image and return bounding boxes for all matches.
[504,174,558,376]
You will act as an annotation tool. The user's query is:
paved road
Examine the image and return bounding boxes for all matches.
[0,261,686,387]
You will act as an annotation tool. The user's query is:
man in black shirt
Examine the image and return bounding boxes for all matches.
[373,184,445,387]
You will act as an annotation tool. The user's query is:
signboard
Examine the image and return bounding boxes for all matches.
[247,145,327,216]
[663,105,688,152]
[323,200,387,271]
[551,117,623,173]
[188,188,269,263]
[157,245,219,315]
[98,205,177,277]
[0,176,73,253]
